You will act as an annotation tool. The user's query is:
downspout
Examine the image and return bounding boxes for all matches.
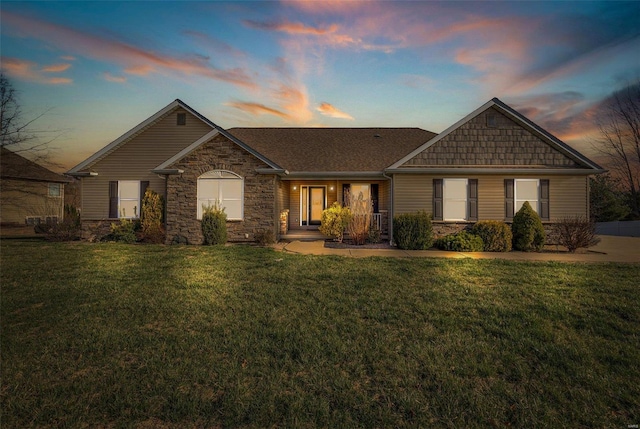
[383,171,394,246]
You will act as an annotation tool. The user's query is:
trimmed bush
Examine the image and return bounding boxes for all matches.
[201,203,227,245]
[554,216,600,253]
[471,220,512,252]
[435,231,484,252]
[512,201,546,252]
[140,189,165,244]
[255,229,276,246]
[319,202,352,243]
[109,219,136,244]
[393,211,433,250]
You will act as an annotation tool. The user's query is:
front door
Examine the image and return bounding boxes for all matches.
[301,186,326,226]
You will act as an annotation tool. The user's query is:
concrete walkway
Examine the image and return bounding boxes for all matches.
[282,235,640,263]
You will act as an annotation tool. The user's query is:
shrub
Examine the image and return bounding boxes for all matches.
[435,231,484,252]
[140,189,165,243]
[109,218,137,244]
[255,229,276,246]
[471,220,512,252]
[393,211,433,250]
[368,225,381,244]
[45,205,81,241]
[319,202,352,243]
[554,216,601,253]
[201,203,227,245]
[511,201,546,252]
[346,191,372,245]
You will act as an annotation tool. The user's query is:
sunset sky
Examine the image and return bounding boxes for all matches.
[1,1,639,170]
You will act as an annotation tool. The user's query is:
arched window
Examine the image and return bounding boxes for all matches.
[197,170,243,220]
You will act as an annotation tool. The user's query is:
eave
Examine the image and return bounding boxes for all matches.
[385,167,607,175]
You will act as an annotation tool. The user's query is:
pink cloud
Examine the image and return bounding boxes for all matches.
[104,72,127,83]
[317,102,354,120]
[41,63,72,73]
[2,10,256,89]
[61,55,76,61]
[244,19,338,36]
[1,57,72,85]
[226,101,289,119]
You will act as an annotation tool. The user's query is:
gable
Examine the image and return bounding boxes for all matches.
[68,100,215,175]
[399,106,581,168]
[390,98,603,173]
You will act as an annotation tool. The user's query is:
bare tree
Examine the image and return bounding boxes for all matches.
[593,80,640,218]
[1,73,56,164]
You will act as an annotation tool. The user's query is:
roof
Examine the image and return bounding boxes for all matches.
[1,147,71,182]
[226,128,437,172]
[69,99,281,175]
[388,97,604,172]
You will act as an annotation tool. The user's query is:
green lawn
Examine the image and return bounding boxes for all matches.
[1,240,639,428]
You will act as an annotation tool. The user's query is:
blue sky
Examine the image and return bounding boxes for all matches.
[1,1,639,170]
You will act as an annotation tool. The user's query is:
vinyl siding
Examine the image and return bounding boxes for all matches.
[393,174,588,220]
[81,108,213,219]
[0,179,65,223]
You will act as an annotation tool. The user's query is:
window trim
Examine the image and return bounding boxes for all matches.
[514,178,540,214]
[443,178,468,221]
[197,170,244,221]
[118,180,140,219]
[48,183,61,198]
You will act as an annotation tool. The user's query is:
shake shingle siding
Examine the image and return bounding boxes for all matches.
[401,108,581,168]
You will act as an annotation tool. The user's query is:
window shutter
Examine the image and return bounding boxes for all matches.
[139,181,150,219]
[433,179,443,221]
[505,179,514,220]
[371,184,379,213]
[109,181,118,218]
[468,179,478,221]
[540,179,550,220]
[342,184,351,206]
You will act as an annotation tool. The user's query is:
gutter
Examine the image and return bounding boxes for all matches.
[66,171,98,177]
[385,167,607,175]
[255,168,289,176]
[282,171,387,180]
[151,169,184,175]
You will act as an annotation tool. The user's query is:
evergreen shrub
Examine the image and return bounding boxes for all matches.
[435,231,484,252]
[201,203,227,245]
[393,211,433,250]
[471,220,512,252]
[319,202,352,243]
[511,201,546,252]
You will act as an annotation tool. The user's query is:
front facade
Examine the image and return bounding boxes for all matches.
[68,98,604,244]
[1,147,71,225]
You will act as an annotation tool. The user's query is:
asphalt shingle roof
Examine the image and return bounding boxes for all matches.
[1,147,70,182]
[226,128,437,172]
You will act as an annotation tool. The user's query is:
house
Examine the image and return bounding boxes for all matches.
[1,147,71,225]
[67,98,604,244]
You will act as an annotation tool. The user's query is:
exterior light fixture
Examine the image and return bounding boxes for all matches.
[330,186,335,191]
[293,185,298,190]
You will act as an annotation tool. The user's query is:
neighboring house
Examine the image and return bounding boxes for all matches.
[67,98,604,244]
[1,147,71,225]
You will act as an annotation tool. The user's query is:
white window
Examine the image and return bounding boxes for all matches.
[48,183,61,197]
[443,179,468,221]
[515,179,539,214]
[119,180,140,218]
[197,170,243,220]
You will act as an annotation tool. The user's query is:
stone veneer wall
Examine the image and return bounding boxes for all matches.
[165,134,277,244]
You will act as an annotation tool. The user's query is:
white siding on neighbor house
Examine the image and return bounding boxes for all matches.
[81,108,213,219]
[393,174,588,221]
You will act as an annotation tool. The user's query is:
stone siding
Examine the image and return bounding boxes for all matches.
[402,107,580,167]
[165,134,277,244]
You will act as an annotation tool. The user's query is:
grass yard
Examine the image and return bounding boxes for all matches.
[1,240,639,428]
